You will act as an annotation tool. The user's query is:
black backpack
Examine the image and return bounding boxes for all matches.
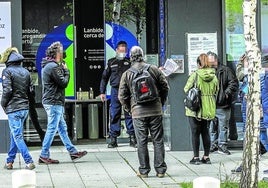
[184,73,201,111]
[129,64,159,104]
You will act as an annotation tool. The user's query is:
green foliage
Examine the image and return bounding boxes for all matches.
[225,0,243,32]
[180,180,268,188]
[105,0,146,36]
[259,180,268,187]
[61,1,73,21]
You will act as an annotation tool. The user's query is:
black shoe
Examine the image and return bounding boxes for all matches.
[231,165,242,173]
[70,151,88,161]
[189,157,200,165]
[129,135,137,148]
[210,145,218,153]
[201,157,211,164]
[218,146,231,155]
[108,137,118,148]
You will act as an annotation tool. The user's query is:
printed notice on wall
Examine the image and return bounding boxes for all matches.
[187,32,217,74]
[0,2,11,53]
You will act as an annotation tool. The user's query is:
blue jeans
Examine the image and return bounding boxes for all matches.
[41,105,77,158]
[217,108,231,147]
[210,108,231,147]
[7,109,34,164]
[109,87,134,138]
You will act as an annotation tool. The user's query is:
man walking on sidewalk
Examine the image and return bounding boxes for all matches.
[39,41,87,164]
[1,47,35,170]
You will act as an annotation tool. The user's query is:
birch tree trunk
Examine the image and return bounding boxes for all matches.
[240,0,262,187]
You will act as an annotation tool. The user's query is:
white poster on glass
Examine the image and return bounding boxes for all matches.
[187,32,218,75]
[0,2,12,53]
[0,2,11,120]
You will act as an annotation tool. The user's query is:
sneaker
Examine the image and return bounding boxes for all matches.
[39,157,59,164]
[137,172,148,178]
[156,173,165,178]
[189,157,201,165]
[201,157,211,164]
[209,145,218,153]
[4,163,13,170]
[70,151,88,161]
[231,165,242,173]
[218,146,231,155]
[25,163,35,170]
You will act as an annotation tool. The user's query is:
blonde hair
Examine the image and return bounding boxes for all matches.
[197,53,209,68]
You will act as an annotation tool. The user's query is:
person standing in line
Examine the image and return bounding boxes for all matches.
[207,51,239,155]
[184,53,218,165]
[100,41,137,148]
[39,41,87,164]
[0,47,35,170]
[232,54,267,173]
[119,46,169,178]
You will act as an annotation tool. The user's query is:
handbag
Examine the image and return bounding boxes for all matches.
[184,73,201,112]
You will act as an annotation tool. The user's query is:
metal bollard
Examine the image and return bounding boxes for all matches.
[193,176,220,188]
[12,169,36,188]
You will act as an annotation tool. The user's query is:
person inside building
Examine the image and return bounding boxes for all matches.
[39,41,87,164]
[184,53,218,165]
[100,41,137,148]
[0,47,35,170]
[118,45,169,178]
[208,51,239,155]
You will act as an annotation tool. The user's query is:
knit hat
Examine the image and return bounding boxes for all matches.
[130,46,144,62]
[0,47,24,64]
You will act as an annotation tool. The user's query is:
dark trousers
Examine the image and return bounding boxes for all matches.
[133,115,167,175]
[188,117,211,157]
[109,87,134,137]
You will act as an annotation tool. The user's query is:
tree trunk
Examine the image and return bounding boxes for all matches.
[112,0,122,24]
[240,0,262,187]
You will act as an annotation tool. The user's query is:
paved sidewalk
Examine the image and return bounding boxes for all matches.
[1,141,268,187]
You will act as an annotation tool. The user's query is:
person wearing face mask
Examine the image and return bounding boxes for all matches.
[100,41,136,148]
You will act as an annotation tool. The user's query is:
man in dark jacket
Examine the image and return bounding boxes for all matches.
[119,46,169,178]
[39,41,87,164]
[0,47,35,170]
[100,41,136,148]
[207,51,239,155]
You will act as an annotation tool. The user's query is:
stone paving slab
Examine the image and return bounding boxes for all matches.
[0,143,268,187]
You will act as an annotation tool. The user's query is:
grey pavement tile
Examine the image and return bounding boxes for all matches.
[2,144,268,187]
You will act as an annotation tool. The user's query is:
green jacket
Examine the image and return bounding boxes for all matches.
[184,68,218,120]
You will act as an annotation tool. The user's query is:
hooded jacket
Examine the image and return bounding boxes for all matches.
[1,53,33,114]
[184,68,218,120]
[118,62,169,118]
[41,58,69,106]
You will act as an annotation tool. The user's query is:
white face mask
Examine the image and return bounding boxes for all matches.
[116,53,126,60]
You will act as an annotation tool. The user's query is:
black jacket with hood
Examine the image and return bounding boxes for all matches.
[1,52,33,114]
[41,58,69,106]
